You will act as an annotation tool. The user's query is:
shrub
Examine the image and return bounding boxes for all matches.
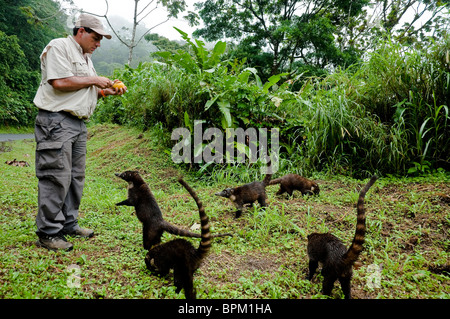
[0,31,39,127]
[93,62,208,132]
[354,37,449,174]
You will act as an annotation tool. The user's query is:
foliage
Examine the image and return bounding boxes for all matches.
[276,36,449,177]
[191,0,367,79]
[0,30,40,126]
[96,28,289,133]
[0,0,69,70]
[94,29,293,177]
[284,74,389,177]
[95,29,449,177]
[358,37,450,174]
[93,61,205,133]
[365,0,450,48]
[154,28,288,129]
[0,0,68,127]
[191,0,450,80]
[144,33,190,53]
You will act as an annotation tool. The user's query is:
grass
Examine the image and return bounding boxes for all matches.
[0,124,449,299]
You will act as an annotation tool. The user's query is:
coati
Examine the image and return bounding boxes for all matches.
[306,175,377,299]
[145,178,212,299]
[268,173,319,197]
[215,174,272,218]
[5,158,30,167]
[115,171,231,249]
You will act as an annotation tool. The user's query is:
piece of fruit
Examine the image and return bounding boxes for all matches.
[112,81,126,89]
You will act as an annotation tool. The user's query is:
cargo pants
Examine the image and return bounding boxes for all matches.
[34,110,87,236]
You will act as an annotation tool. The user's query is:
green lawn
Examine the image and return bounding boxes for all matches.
[0,124,448,299]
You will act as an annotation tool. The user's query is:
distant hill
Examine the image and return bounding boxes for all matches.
[91,15,158,75]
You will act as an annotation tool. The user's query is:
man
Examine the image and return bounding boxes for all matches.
[33,14,127,251]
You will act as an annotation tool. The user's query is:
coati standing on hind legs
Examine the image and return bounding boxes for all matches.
[306,175,377,299]
[268,174,320,197]
[115,171,231,249]
[145,178,212,299]
[215,174,272,218]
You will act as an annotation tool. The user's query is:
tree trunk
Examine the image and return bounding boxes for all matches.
[127,0,139,65]
[271,41,279,75]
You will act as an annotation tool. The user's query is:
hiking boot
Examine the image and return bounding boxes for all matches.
[36,233,73,252]
[63,228,94,238]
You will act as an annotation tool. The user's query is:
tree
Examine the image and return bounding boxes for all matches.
[144,33,189,52]
[0,0,69,70]
[0,30,40,126]
[90,15,159,75]
[189,0,369,77]
[190,0,449,77]
[84,0,187,65]
[0,0,68,126]
[335,0,450,50]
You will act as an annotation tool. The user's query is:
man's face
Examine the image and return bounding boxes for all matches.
[78,28,103,54]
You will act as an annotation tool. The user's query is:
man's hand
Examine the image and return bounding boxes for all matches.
[102,79,127,96]
[95,76,114,89]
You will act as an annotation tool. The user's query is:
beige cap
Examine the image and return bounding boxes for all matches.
[75,13,112,39]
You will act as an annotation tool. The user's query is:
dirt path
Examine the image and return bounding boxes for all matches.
[0,134,34,142]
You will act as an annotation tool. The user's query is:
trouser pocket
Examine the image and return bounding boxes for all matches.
[36,141,64,170]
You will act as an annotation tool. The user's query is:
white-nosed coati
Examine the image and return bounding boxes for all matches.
[145,178,212,299]
[268,173,319,197]
[115,171,231,249]
[306,175,377,299]
[5,158,30,167]
[215,174,272,218]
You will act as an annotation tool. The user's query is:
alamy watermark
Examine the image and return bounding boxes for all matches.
[171,121,280,174]
[366,263,382,289]
[66,264,81,288]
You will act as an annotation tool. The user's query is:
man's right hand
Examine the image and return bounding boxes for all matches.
[95,76,114,89]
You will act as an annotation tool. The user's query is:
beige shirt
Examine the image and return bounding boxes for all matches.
[33,36,98,119]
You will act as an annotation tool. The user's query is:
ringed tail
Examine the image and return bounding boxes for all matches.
[162,221,202,238]
[342,175,377,266]
[178,179,211,259]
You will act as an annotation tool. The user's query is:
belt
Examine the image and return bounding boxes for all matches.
[63,111,88,121]
[38,109,88,120]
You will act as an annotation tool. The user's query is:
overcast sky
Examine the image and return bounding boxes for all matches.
[61,0,198,40]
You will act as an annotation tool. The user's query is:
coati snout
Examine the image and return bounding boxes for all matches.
[115,171,132,180]
[215,188,234,198]
[115,171,144,184]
